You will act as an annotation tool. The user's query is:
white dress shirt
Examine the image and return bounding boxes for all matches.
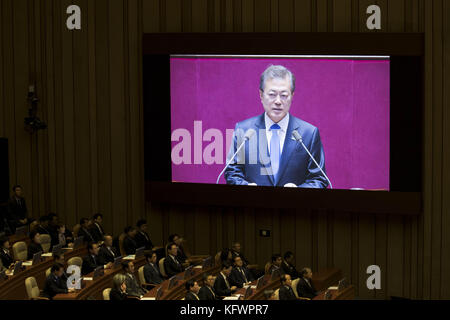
[264,112,290,155]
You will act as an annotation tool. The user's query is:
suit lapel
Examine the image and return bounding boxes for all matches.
[275,117,300,185]
[255,114,275,185]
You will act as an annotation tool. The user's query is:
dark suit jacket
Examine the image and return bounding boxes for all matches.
[123,236,138,255]
[41,273,68,299]
[279,285,297,300]
[185,291,200,300]
[89,223,105,243]
[281,261,300,279]
[7,196,28,228]
[231,250,250,266]
[143,263,163,284]
[81,254,100,275]
[164,255,184,277]
[27,242,44,260]
[229,266,254,288]
[268,264,285,276]
[110,288,128,301]
[198,286,217,300]
[124,273,147,297]
[297,277,318,299]
[78,227,95,243]
[0,248,14,268]
[135,231,153,250]
[177,245,188,264]
[224,113,328,188]
[213,272,234,297]
[35,225,51,235]
[98,245,118,265]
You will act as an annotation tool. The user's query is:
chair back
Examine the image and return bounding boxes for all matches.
[12,241,27,261]
[67,256,83,267]
[214,251,222,266]
[291,278,300,298]
[118,233,126,257]
[45,267,51,278]
[103,288,111,300]
[72,224,81,237]
[39,234,52,252]
[159,257,167,278]
[25,277,40,299]
[138,266,146,285]
[274,288,280,300]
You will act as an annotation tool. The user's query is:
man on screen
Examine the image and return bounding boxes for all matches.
[224,65,328,188]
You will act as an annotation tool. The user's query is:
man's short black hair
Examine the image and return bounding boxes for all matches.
[51,263,64,273]
[168,234,180,243]
[29,229,39,241]
[271,253,282,262]
[93,213,103,220]
[185,280,195,291]
[87,242,97,251]
[136,219,147,228]
[12,185,22,192]
[233,255,241,263]
[221,261,232,270]
[166,242,177,252]
[145,252,155,261]
[80,217,89,225]
[280,274,289,284]
[121,260,131,270]
[283,251,294,260]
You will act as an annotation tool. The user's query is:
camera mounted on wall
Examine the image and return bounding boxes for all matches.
[24,85,47,134]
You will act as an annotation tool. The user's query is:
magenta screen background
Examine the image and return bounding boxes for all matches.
[170,57,390,190]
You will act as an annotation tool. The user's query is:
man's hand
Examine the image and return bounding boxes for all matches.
[283,183,297,188]
[248,183,257,186]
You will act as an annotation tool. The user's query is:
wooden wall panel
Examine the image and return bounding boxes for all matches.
[0,0,448,300]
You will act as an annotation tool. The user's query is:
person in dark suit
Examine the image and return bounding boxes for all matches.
[213,262,237,297]
[122,260,147,297]
[268,253,284,276]
[229,256,254,288]
[143,252,163,284]
[220,248,233,265]
[110,273,129,301]
[27,229,44,260]
[282,251,300,280]
[98,235,119,265]
[185,280,200,300]
[34,215,52,237]
[7,185,29,231]
[0,236,14,269]
[198,273,217,300]
[231,242,250,266]
[297,267,318,299]
[279,274,297,300]
[135,219,153,250]
[82,242,113,275]
[168,234,189,266]
[164,242,184,277]
[123,226,138,255]
[41,263,75,299]
[78,218,95,243]
[52,253,68,283]
[89,213,105,243]
[53,224,73,248]
[224,65,329,188]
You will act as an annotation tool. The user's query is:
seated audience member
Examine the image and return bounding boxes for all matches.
[185,280,200,300]
[198,274,217,300]
[41,263,75,299]
[90,213,105,243]
[123,226,138,255]
[7,185,29,231]
[110,273,129,301]
[98,235,119,265]
[52,253,69,282]
[213,262,237,297]
[54,225,73,248]
[268,253,284,275]
[164,242,184,277]
[47,213,59,234]
[168,234,189,266]
[35,215,51,235]
[78,218,95,243]
[219,248,233,265]
[282,251,300,279]
[0,236,14,269]
[279,274,297,300]
[28,229,44,260]
[122,260,147,297]
[264,289,277,300]
[230,256,254,288]
[297,267,318,299]
[143,252,163,284]
[135,219,153,250]
[81,242,112,275]
[231,242,250,266]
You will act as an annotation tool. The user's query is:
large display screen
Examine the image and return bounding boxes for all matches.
[169,55,390,190]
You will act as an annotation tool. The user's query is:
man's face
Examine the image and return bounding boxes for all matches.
[128,262,135,273]
[233,243,241,253]
[55,255,65,264]
[285,274,292,287]
[58,225,66,234]
[91,244,99,255]
[34,234,41,244]
[130,229,137,237]
[104,236,113,247]
[275,257,282,267]
[55,268,64,278]
[192,281,200,294]
[169,245,178,256]
[3,241,10,249]
[305,269,313,279]
[286,255,294,264]
[14,187,23,197]
[151,253,157,264]
[51,216,58,225]
[223,267,232,276]
[260,76,293,123]
[141,224,148,232]
[173,236,182,245]
[234,257,243,267]
[206,275,215,287]
[95,217,102,224]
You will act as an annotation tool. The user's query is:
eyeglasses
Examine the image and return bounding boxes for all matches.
[265,91,291,102]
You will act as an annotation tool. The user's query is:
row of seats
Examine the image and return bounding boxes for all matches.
[10,234,52,260]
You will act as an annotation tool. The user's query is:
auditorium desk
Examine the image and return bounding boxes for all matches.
[0,247,87,300]
[143,265,221,300]
[313,285,355,300]
[53,256,147,300]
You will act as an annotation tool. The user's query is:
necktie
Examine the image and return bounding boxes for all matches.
[270,124,281,179]
[222,273,230,289]
[208,286,216,298]
[240,268,248,283]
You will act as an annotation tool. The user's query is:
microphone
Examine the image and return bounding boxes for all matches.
[292,130,333,189]
[216,129,256,184]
